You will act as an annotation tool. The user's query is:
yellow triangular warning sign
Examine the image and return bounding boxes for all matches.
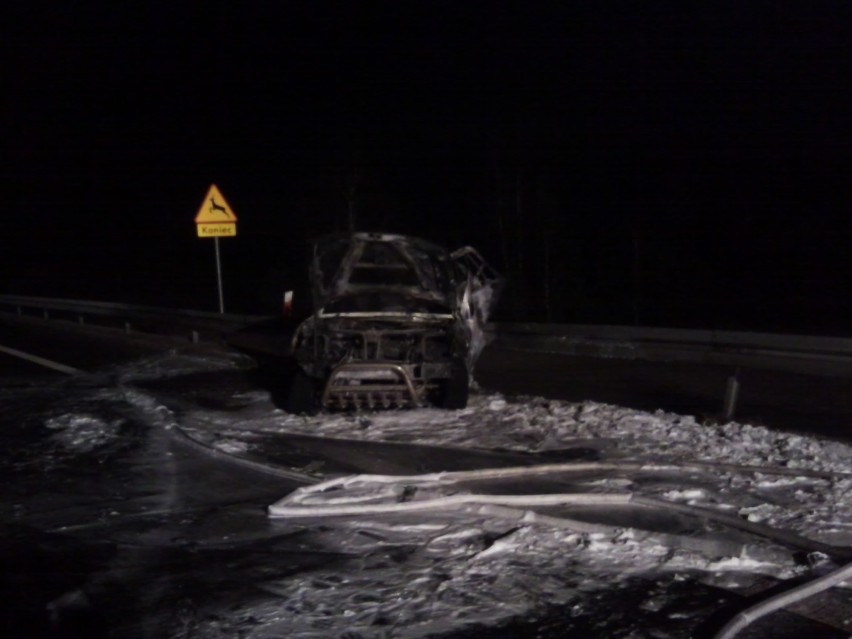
[195,184,237,223]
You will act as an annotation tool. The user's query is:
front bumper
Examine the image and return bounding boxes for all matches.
[321,362,426,409]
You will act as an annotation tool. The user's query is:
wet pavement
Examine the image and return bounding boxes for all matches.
[0,374,310,638]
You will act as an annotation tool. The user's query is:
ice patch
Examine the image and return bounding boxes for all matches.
[44,414,123,452]
[487,397,507,411]
[214,439,249,454]
[662,488,708,502]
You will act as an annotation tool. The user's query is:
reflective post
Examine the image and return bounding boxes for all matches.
[723,373,740,421]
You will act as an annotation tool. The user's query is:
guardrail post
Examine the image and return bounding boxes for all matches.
[191,330,200,343]
[723,372,740,421]
[124,321,131,335]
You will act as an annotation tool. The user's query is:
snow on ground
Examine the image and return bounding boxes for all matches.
[188,517,733,639]
[44,413,125,453]
[148,350,852,547]
[225,391,848,472]
[15,349,852,638]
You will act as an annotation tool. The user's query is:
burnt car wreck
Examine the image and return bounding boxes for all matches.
[286,233,501,412]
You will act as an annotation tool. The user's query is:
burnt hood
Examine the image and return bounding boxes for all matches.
[309,233,457,311]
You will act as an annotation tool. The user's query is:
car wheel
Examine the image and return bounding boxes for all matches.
[285,370,319,415]
[438,360,469,409]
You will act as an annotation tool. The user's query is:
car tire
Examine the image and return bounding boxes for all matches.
[438,360,469,409]
[285,370,319,415]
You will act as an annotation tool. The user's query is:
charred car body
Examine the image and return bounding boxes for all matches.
[287,233,501,412]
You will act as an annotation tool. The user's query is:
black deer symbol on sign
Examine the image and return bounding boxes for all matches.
[209,197,229,216]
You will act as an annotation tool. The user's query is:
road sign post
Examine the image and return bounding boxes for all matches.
[195,184,237,313]
[214,236,224,313]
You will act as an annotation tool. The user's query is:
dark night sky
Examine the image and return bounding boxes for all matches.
[2,2,851,332]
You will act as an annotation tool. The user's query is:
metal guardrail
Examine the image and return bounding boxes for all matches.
[2,295,851,376]
[489,322,852,376]
[0,294,263,342]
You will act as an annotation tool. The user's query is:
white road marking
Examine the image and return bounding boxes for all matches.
[0,343,82,375]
